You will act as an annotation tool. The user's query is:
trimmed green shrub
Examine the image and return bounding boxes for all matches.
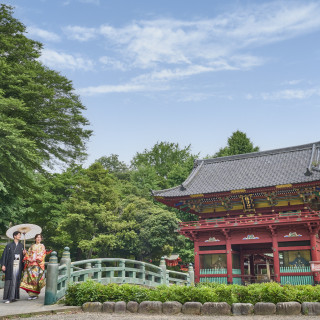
[65,281,150,306]
[64,280,320,306]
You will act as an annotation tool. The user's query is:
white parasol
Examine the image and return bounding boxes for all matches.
[6,224,42,249]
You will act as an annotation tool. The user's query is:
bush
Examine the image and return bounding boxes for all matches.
[65,281,150,306]
[64,280,320,306]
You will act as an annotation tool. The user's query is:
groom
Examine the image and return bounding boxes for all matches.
[1,231,25,303]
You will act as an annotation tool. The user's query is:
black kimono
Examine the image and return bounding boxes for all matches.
[1,241,24,301]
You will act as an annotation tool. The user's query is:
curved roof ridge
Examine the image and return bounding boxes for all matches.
[196,141,320,165]
[152,184,182,196]
[153,161,204,196]
[182,160,204,188]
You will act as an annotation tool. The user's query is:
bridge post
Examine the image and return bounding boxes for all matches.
[60,247,71,283]
[93,260,102,282]
[138,262,146,285]
[84,262,92,281]
[188,263,194,285]
[160,257,168,285]
[44,251,59,305]
[119,259,126,283]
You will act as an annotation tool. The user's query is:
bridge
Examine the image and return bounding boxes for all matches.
[0,247,194,305]
[44,248,194,305]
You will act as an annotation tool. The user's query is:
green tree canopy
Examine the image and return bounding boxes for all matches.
[131,142,197,189]
[96,154,128,173]
[213,130,259,158]
[0,4,91,196]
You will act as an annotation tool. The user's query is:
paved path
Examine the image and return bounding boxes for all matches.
[0,289,80,319]
[18,314,320,320]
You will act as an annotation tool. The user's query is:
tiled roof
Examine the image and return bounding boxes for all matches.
[153,142,320,197]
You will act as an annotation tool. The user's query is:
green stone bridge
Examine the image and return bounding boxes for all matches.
[44,247,194,305]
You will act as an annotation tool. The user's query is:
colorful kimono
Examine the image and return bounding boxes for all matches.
[20,243,46,297]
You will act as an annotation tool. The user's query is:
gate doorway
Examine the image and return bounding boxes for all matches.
[239,243,274,284]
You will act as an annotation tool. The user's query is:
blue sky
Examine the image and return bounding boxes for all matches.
[3,0,320,165]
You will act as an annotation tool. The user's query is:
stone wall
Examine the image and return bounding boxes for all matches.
[82,301,320,316]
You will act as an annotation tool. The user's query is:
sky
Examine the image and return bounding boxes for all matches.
[2,0,320,166]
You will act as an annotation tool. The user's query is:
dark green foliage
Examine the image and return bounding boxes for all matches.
[0,5,91,169]
[212,130,259,158]
[96,154,130,181]
[65,281,320,306]
[131,142,198,190]
[28,164,180,261]
[0,4,91,233]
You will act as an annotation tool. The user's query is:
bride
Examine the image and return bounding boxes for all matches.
[20,234,46,300]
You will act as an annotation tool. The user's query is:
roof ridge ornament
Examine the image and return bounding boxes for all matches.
[306,144,320,175]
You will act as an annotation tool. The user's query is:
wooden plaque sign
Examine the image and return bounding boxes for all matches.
[310,261,320,272]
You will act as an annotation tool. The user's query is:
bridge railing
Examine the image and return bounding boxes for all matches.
[44,247,194,305]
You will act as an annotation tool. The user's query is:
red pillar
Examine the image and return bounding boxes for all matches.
[310,233,320,284]
[272,233,280,283]
[226,238,233,284]
[194,241,200,283]
[240,249,245,284]
[250,255,255,277]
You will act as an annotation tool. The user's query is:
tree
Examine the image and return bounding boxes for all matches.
[131,142,197,189]
[23,166,83,250]
[96,154,130,181]
[213,130,259,158]
[36,163,181,261]
[52,163,121,259]
[119,195,180,261]
[0,93,40,196]
[0,4,91,194]
[96,154,128,173]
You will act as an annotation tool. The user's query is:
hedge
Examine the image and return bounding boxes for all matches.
[64,280,320,306]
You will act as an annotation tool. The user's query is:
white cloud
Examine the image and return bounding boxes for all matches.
[27,26,60,42]
[281,79,304,86]
[64,26,97,41]
[65,1,320,95]
[99,56,127,71]
[262,87,320,100]
[245,94,253,100]
[178,93,211,102]
[64,2,320,69]
[39,49,94,71]
[77,84,148,96]
[134,65,214,83]
[94,2,320,69]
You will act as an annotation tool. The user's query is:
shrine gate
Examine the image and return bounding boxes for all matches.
[153,142,320,285]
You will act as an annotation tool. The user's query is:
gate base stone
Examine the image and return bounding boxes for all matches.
[302,302,320,316]
[182,302,202,315]
[82,302,102,313]
[276,302,301,315]
[163,301,182,315]
[127,301,139,313]
[232,303,254,315]
[138,301,162,314]
[115,301,126,313]
[102,302,115,313]
[254,302,276,315]
[201,302,231,315]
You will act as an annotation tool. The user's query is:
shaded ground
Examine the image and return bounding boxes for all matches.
[0,289,79,318]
